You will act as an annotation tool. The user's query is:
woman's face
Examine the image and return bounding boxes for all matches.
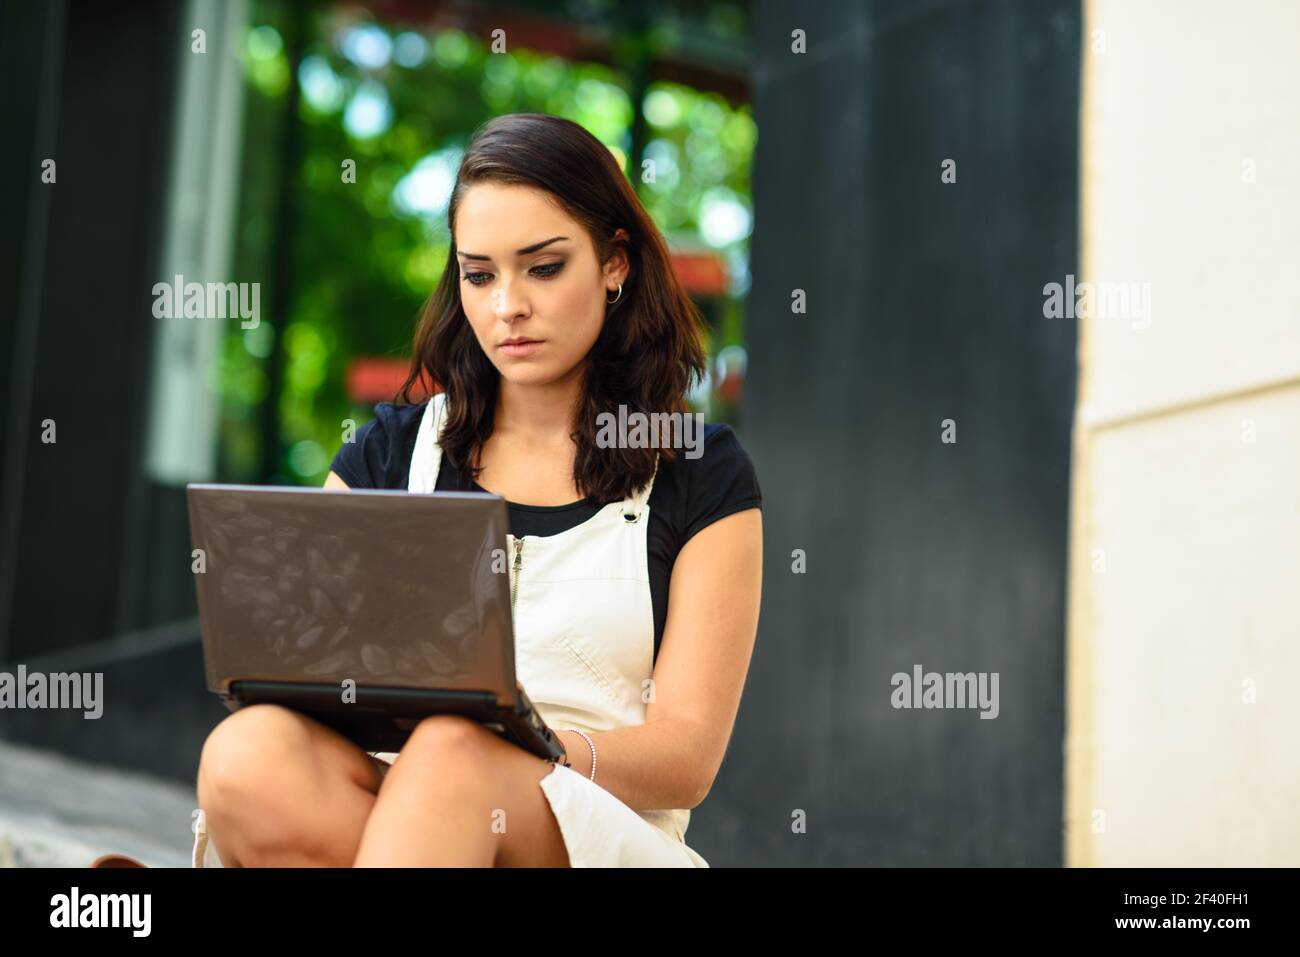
[454,182,626,389]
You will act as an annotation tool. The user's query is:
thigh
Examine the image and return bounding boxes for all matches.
[198,704,384,865]
[199,704,383,797]
[478,732,570,868]
[389,716,570,867]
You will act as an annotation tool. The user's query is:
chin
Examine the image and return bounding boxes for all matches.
[495,363,564,386]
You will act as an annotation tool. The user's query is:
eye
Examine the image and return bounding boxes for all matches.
[460,262,563,287]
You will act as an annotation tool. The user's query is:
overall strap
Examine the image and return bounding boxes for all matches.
[621,454,660,522]
[407,390,448,493]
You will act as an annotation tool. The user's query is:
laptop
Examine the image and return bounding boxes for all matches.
[185,483,566,762]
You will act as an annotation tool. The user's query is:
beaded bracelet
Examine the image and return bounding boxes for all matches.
[571,729,597,782]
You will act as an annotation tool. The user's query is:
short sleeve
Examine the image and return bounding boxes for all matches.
[681,425,763,545]
[329,404,399,489]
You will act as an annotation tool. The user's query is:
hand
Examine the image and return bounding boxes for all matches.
[518,680,575,769]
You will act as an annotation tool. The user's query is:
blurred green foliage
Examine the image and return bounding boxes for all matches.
[219,3,754,487]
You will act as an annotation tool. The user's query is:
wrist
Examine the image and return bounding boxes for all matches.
[558,730,593,777]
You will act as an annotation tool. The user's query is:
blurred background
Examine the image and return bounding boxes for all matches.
[1,0,1296,867]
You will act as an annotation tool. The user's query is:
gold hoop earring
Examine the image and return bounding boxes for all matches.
[606,283,623,304]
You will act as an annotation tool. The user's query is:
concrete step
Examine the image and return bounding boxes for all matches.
[0,740,196,868]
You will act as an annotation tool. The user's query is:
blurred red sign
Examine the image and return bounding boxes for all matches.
[672,250,729,297]
[346,358,437,405]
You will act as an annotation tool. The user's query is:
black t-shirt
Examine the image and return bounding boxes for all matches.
[329,401,763,663]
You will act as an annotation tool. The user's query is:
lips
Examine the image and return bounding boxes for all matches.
[499,338,544,358]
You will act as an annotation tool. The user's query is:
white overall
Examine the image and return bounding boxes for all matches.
[193,390,707,867]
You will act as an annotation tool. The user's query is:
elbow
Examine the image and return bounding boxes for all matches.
[681,735,725,809]
[684,771,716,810]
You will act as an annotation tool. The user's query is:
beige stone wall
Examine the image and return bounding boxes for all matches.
[1067,0,1300,865]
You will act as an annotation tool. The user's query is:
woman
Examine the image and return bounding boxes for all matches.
[193,113,763,867]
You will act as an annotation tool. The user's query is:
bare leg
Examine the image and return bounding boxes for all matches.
[197,703,384,867]
[353,715,570,867]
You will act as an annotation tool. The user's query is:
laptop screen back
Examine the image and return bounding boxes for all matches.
[186,485,516,705]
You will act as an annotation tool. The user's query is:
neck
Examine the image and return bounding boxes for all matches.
[493,365,584,442]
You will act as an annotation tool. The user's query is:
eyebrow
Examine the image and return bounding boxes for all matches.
[456,236,570,261]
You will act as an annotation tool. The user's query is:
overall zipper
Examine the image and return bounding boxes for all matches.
[510,535,525,616]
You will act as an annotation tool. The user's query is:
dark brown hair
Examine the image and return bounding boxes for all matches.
[397,112,708,504]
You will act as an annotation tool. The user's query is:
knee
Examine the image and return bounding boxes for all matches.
[197,704,311,819]
[391,714,491,782]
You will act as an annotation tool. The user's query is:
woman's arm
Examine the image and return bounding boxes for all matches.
[329,461,763,810]
[557,507,763,811]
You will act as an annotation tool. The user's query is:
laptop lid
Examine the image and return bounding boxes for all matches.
[185,484,518,708]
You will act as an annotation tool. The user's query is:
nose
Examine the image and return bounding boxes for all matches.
[490,276,530,322]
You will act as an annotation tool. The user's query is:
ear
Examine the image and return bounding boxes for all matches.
[603,228,632,287]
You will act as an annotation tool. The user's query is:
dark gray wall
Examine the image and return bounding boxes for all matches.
[0,0,182,662]
[0,0,226,788]
[691,0,1080,865]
